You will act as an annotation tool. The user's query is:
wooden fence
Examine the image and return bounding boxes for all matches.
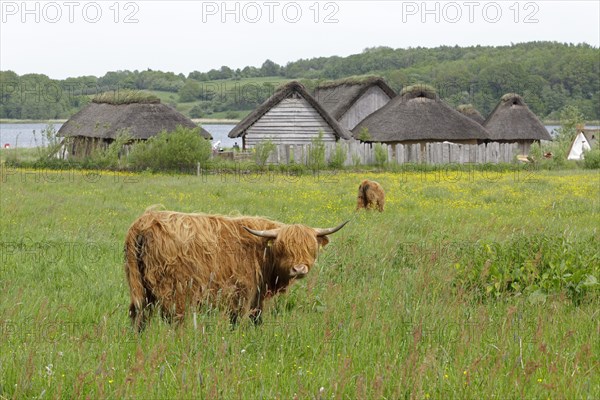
[263,140,520,166]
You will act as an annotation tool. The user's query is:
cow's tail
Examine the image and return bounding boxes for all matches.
[124,227,149,331]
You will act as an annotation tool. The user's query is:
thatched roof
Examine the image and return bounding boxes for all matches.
[457,104,485,125]
[58,99,212,140]
[351,85,492,142]
[228,81,351,140]
[483,94,551,141]
[313,76,396,120]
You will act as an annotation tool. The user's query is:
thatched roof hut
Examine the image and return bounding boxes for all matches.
[313,76,396,130]
[351,84,492,144]
[58,91,211,158]
[229,81,351,149]
[457,104,485,125]
[484,94,551,142]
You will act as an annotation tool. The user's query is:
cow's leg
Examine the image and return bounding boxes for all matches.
[248,290,263,325]
[229,311,239,326]
[158,296,185,326]
[173,296,186,325]
[229,292,246,327]
[130,290,155,332]
[249,308,263,325]
[228,308,262,326]
[129,303,142,330]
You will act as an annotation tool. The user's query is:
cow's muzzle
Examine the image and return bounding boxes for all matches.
[290,264,309,277]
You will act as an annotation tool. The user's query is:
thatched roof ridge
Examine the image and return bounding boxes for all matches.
[92,90,161,105]
[457,104,485,125]
[484,93,552,141]
[351,88,492,142]
[228,81,351,140]
[58,102,212,140]
[313,76,396,120]
[501,92,520,102]
[399,84,437,99]
[314,75,394,91]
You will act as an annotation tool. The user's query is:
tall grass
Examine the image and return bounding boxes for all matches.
[0,168,598,398]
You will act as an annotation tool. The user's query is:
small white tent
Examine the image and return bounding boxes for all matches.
[568,131,592,160]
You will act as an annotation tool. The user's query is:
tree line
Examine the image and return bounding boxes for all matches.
[1,41,598,120]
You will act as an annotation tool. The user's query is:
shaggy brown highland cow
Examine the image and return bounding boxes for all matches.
[356,179,385,212]
[124,209,347,331]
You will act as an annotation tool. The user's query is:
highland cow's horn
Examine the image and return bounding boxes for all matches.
[315,221,349,237]
[243,226,279,238]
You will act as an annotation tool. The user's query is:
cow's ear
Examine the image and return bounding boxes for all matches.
[317,236,330,248]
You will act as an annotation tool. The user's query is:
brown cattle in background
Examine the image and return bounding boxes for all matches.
[356,179,385,212]
[124,209,347,331]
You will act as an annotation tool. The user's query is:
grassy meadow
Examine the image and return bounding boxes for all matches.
[142,76,293,119]
[0,166,598,399]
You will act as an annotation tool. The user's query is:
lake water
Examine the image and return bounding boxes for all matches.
[0,123,238,149]
[1,123,596,149]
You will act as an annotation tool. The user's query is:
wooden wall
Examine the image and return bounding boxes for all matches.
[245,95,338,147]
[339,86,391,130]
[264,140,522,165]
[67,137,107,159]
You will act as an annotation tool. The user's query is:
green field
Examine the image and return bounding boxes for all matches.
[1,167,598,398]
[143,76,294,120]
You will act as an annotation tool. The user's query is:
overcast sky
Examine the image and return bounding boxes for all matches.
[1,0,599,79]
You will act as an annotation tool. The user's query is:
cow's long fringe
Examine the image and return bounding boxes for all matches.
[124,210,324,330]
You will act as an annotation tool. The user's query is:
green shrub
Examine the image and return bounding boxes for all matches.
[328,142,347,169]
[254,139,276,168]
[308,131,326,171]
[357,127,372,142]
[128,125,211,172]
[537,145,569,170]
[532,141,574,170]
[453,233,599,304]
[555,105,584,147]
[91,130,132,169]
[528,141,542,163]
[583,148,600,169]
[374,143,388,167]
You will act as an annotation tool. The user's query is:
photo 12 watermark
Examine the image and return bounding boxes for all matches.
[200,1,340,24]
[400,1,540,24]
[0,165,140,184]
[1,1,140,24]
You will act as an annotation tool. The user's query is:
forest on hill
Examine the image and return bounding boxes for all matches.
[1,41,598,121]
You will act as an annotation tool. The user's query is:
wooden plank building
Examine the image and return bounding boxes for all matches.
[313,76,396,130]
[228,81,351,149]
